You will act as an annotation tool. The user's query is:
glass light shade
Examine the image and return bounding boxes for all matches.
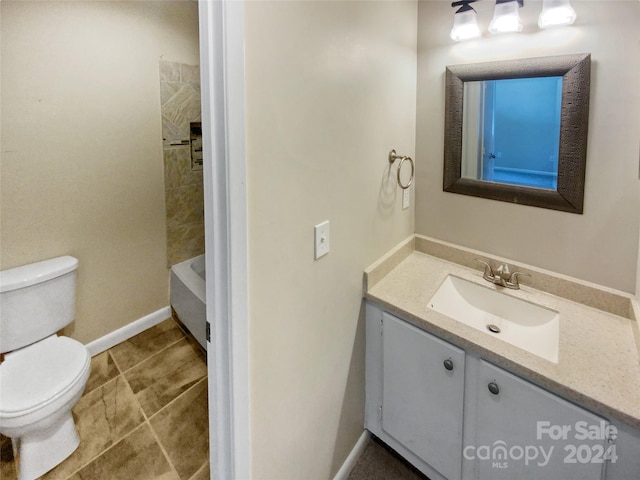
[538,0,576,28]
[488,1,523,34]
[450,9,481,41]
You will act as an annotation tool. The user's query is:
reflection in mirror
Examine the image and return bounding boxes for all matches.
[444,54,591,214]
[462,77,562,190]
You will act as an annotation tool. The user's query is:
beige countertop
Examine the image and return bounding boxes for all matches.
[364,236,640,430]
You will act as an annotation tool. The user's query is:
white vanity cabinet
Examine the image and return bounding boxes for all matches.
[382,313,466,480]
[466,360,609,480]
[365,303,617,480]
[366,304,464,480]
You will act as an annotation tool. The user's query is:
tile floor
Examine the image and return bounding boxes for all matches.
[1,317,209,480]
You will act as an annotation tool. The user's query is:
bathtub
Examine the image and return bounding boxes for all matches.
[170,254,206,350]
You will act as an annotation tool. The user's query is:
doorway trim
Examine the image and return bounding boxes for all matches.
[199,1,250,479]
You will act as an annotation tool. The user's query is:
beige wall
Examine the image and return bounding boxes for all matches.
[244,1,417,478]
[415,0,640,292]
[0,1,200,343]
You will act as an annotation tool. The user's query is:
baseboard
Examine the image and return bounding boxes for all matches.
[85,306,171,356]
[333,430,371,480]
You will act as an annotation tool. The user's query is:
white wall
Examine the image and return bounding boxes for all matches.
[415,0,640,292]
[243,1,417,478]
[0,1,200,343]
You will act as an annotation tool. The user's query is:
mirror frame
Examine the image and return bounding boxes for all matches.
[443,53,591,214]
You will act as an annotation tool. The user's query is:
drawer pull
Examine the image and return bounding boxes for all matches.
[443,358,454,371]
[488,382,500,395]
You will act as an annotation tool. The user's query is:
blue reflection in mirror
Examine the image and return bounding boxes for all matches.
[462,77,563,190]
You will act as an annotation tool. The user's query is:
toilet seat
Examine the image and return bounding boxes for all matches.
[0,335,90,418]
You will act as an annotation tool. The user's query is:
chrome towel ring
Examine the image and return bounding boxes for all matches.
[389,149,414,190]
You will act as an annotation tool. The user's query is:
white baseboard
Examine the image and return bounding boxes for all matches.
[333,430,370,480]
[85,306,171,356]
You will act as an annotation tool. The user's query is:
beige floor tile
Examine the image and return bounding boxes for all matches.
[42,375,145,480]
[110,319,185,372]
[0,434,17,480]
[85,351,120,394]
[150,378,209,480]
[68,423,179,480]
[125,338,207,417]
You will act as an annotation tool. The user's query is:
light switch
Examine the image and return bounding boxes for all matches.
[314,221,330,260]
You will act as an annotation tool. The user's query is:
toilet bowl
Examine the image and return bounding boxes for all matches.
[0,256,91,480]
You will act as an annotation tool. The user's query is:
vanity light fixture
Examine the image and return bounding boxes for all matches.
[488,0,524,34]
[450,0,481,41]
[538,0,576,28]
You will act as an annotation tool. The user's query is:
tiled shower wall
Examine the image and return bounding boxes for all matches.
[160,60,204,267]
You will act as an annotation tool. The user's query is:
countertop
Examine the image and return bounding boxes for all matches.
[364,239,640,430]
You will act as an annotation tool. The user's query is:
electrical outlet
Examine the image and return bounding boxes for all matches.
[402,188,410,210]
[314,221,330,259]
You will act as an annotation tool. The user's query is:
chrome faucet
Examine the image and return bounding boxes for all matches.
[476,259,530,290]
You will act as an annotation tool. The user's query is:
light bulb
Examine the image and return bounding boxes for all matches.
[538,0,576,28]
[450,8,481,41]
[489,1,523,34]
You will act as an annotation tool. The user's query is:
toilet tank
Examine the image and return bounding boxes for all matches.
[0,256,78,353]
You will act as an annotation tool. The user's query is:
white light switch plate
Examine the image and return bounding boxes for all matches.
[314,221,330,260]
[402,188,410,210]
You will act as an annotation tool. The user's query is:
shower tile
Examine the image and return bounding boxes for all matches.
[162,84,201,139]
[160,60,180,82]
[167,223,205,267]
[162,116,189,146]
[164,146,202,189]
[180,64,200,84]
[0,435,17,480]
[162,84,200,138]
[124,337,207,417]
[68,423,179,480]
[85,351,120,394]
[189,83,201,95]
[165,184,204,229]
[42,376,145,480]
[150,378,208,480]
[161,81,183,107]
[110,318,185,372]
[188,463,210,480]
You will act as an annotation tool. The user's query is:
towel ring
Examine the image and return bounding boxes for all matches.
[397,156,414,190]
[388,149,414,190]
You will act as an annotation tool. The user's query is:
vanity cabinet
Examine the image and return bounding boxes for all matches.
[382,313,465,480]
[365,304,615,480]
[468,360,609,480]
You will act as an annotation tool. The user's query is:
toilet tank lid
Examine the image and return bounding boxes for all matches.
[0,256,78,293]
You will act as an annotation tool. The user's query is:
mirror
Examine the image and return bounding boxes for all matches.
[443,54,591,214]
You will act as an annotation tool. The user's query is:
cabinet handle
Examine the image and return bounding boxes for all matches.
[488,382,500,395]
[443,358,454,371]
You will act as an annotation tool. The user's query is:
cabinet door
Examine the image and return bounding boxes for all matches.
[471,360,609,480]
[382,313,466,480]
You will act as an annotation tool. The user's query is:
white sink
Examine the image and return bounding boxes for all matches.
[428,275,559,363]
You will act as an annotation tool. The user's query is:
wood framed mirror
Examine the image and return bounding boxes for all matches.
[443,53,591,214]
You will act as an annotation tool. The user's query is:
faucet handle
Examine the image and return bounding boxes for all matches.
[475,259,495,281]
[506,270,531,288]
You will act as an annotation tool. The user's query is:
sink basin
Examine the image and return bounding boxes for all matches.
[428,275,559,363]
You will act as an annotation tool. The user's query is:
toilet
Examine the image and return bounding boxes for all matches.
[0,256,91,480]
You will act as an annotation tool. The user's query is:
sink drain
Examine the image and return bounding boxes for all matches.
[486,324,501,334]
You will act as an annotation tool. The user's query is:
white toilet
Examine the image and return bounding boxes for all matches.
[0,256,91,480]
